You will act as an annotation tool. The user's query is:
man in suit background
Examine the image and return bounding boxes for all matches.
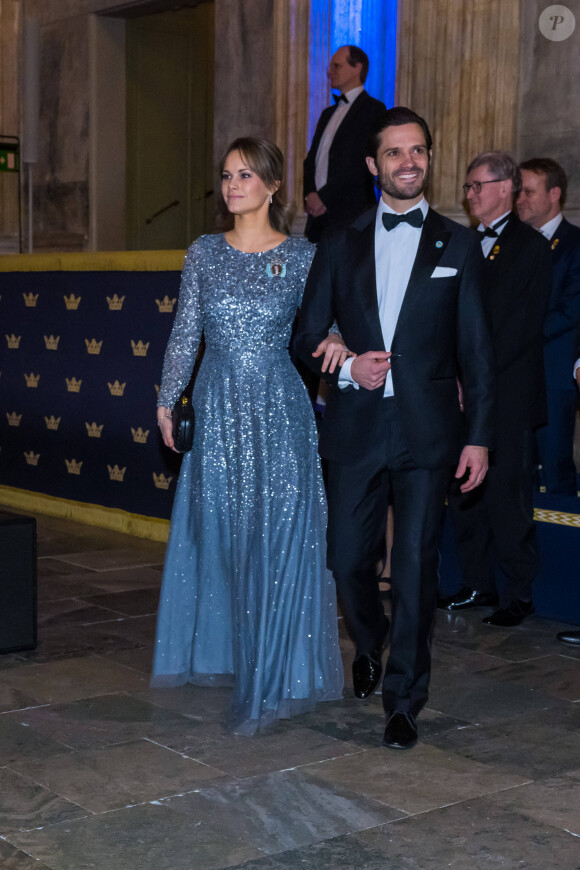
[516,158,580,496]
[296,108,494,749]
[303,45,387,243]
[440,151,552,626]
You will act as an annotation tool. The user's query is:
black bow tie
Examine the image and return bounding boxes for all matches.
[382,208,424,231]
[333,93,348,104]
[478,214,510,238]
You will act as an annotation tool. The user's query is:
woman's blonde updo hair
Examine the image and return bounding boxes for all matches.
[217,137,294,234]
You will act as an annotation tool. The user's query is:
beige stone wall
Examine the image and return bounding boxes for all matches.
[0,0,21,247]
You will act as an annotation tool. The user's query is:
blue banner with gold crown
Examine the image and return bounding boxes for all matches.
[0,252,187,523]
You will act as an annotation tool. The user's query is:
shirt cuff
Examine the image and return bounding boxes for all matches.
[338,356,359,390]
[574,358,580,378]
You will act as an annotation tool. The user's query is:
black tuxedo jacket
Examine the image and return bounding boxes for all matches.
[479,214,552,431]
[295,207,495,468]
[542,217,580,388]
[303,91,387,227]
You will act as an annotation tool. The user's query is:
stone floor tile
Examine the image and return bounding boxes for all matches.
[80,588,160,617]
[17,615,155,664]
[37,598,126,628]
[303,743,529,814]
[8,693,202,752]
[472,653,580,702]
[487,769,580,836]
[9,801,263,870]
[0,717,72,767]
[0,837,54,869]
[11,738,229,813]
[164,769,401,854]
[0,656,149,704]
[136,683,233,722]
[355,795,580,869]
[54,546,166,572]
[426,704,580,779]
[0,681,41,714]
[166,723,362,779]
[0,768,87,835]
[225,835,394,870]
[101,646,154,673]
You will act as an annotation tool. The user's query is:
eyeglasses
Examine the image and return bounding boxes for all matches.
[462,179,504,195]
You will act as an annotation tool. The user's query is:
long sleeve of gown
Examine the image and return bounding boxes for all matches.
[157,242,204,408]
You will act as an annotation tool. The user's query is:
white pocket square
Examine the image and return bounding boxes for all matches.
[431,266,457,278]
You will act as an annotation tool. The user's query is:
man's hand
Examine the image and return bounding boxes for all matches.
[350,351,391,390]
[305,192,327,217]
[312,334,356,374]
[455,445,489,493]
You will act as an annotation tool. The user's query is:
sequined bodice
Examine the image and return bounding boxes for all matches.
[158,234,315,406]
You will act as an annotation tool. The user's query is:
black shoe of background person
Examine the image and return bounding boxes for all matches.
[556,630,580,646]
[352,617,390,699]
[437,586,499,610]
[482,599,534,627]
[382,710,418,749]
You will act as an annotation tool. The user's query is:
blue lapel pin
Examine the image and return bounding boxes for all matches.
[435,240,443,248]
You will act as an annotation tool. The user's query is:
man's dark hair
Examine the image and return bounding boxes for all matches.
[367,107,433,162]
[346,45,369,84]
[519,157,567,206]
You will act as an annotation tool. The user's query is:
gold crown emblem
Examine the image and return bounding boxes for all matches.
[86,421,104,438]
[66,376,82,393]
[45,415,61,430]
[131,426,150,444]
[154,384,160,396]
[108,380,126,396]
[65,458,83,475]
[155,295,177,313]
[85,338,103,355]
[7,412,22,427]
[44,334,60,350]
[6,334,21,349]
[108,464,126,482]
[64,293,81,310]
[24,372,40,388]
[23,292,39,307]
[106,293,125,311]
[24,451,40,466]
[153,472,173,490]
[131,339,149,357]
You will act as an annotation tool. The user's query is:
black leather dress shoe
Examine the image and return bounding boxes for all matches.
[482,599,534,627]
[352,618,390,699]
[556,630,580,646]
[383,710,418,750]
[437,586,498,610]
[352,654,383,699]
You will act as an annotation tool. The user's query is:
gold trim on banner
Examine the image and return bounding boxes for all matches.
[534,508,580,528]
[0,487,170,542]
[0,251,187,273]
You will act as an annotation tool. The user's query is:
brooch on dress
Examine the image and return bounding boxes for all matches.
[266,258,286,278]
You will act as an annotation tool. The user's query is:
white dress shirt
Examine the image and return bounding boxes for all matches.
[478,210,511,258]
[339,197,429,397]
[539,212,563,241]
[314,85,365,191]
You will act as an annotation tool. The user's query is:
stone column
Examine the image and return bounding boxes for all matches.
[0,0,22,249]
[396,0,520,219]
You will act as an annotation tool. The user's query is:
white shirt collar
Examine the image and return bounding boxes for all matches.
[338,85,364,104]
[476,210,511,234]
[378,196,429,219]
[539,212,563,240]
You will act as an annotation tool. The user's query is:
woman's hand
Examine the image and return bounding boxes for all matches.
[157,407,177,452]
[312,333,356,374]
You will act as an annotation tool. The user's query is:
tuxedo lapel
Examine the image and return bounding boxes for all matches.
[393,209,451,336]
[350,210,384,347]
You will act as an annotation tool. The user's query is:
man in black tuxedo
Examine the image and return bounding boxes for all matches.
[516,158,580,496]
[441,151,552,626]
[303,45,387,243]
[295,108,494,749]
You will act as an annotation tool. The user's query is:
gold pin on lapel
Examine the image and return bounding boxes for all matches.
[551,238,559,250]
[489,244,500,260]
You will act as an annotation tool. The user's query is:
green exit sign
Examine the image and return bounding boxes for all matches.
[0,148,19,173]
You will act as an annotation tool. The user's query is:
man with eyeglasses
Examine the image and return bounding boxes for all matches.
[440,151,552,627]
[303,46,387,243]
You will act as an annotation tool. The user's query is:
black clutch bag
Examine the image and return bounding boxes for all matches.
[172,395,195,453]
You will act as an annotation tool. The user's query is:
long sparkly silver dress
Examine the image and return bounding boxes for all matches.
[151,234,343,734]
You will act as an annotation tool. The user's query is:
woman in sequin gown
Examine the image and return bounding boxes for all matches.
[152,138,344,734]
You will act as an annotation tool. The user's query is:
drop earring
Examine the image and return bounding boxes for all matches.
[269,194,273,205]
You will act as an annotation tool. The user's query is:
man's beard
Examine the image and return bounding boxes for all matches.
[378,164,430,201]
